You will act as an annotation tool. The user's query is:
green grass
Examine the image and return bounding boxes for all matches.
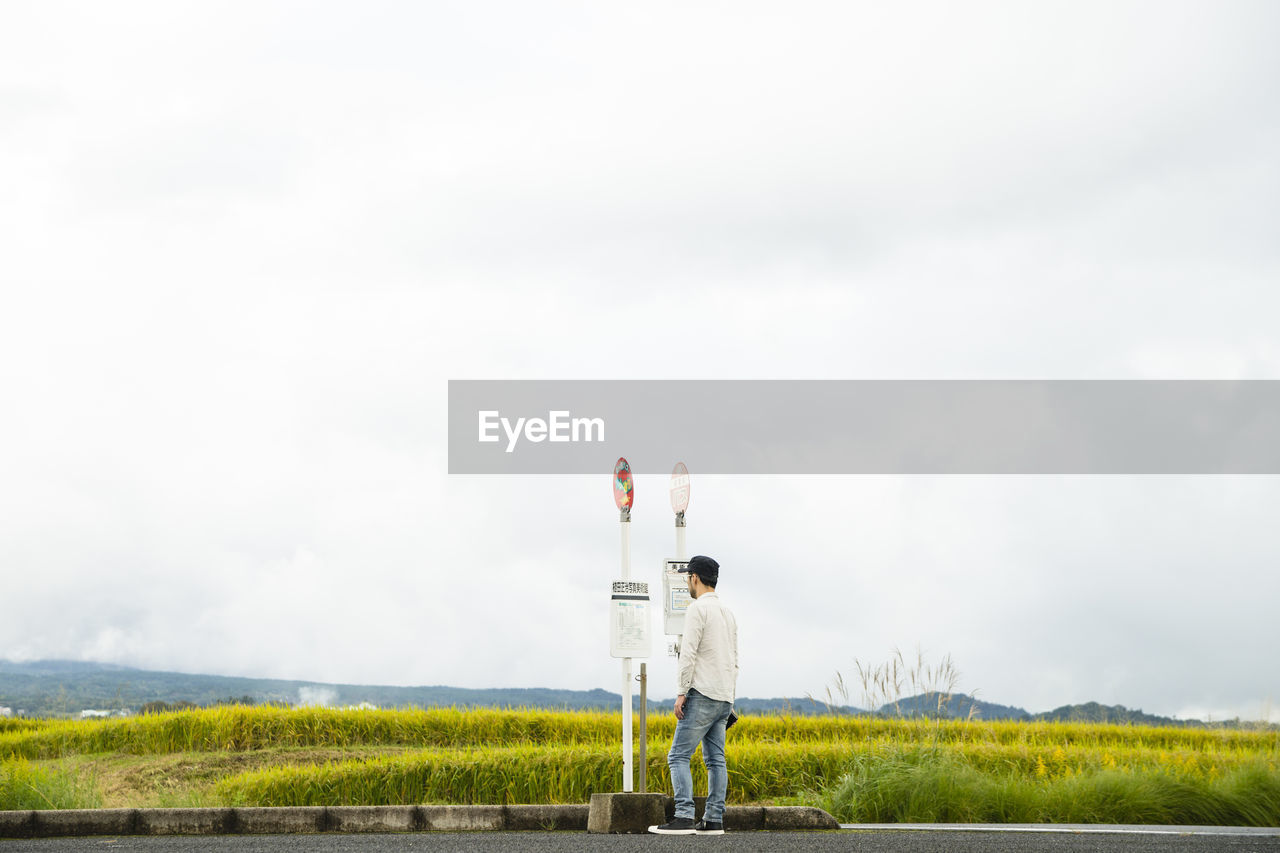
[0,758,102,810]
[818,748,1280,825]
[2,706,1277,824]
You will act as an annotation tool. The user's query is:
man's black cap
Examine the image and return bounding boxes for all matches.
[680,555,719,582]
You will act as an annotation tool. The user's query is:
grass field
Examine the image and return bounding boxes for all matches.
[2,706,1277,824]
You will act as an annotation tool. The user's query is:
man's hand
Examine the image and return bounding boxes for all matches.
[674,694,686,720]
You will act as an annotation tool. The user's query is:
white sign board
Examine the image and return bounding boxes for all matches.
[670,462,690,514]
[662,559,691,636]
[610,580,651,658]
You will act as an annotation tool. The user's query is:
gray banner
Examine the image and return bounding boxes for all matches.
[447,380,1280,475]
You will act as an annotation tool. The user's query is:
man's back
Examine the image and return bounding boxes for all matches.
[679,590,738,704]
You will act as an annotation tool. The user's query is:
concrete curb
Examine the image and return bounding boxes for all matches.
[0,804,835,838]
[842,823,1280,837]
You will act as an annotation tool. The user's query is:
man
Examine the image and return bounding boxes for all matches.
[649,554,739,836]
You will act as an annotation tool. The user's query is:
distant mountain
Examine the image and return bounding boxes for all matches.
[0,662,876,718]
[1029,701,1196,726]
[734,696,868,715]
[877,691,1032,721]
[0,661,1262,729]
[0,660,621,717]
[870,692,1256,729]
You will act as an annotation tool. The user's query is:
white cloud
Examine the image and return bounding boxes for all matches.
[1,0,1278,720]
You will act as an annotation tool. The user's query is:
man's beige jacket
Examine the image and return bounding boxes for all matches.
[676,590,739,703]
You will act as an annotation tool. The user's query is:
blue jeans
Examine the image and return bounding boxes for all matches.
[667,689,731,822]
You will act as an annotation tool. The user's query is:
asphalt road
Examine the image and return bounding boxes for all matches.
[3,832,1279,853]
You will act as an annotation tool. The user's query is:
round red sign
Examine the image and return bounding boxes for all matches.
[613,457,634,510]
[669,462,690,514]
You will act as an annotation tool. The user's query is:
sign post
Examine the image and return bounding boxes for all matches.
[662,558,691,639]
[612,457,637,793]
[666,463,691,657]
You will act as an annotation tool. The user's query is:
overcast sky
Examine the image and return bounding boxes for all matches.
[2,1,1278,721]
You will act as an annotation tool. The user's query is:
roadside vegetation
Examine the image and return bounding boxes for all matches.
[1,705,1277,824]
[0,758,101,810]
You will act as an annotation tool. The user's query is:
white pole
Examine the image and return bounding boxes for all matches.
[621,509,631,579]
[620,508,633,793]
[622,658,633,792]
[671,462,690,661]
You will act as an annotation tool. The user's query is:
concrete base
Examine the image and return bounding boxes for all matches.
[587,793,669,834]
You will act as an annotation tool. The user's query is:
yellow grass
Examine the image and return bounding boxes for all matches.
[2,706,1276,820]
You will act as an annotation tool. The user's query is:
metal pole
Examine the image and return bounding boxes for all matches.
[621,507,631,578]
[638,663,648,793]
[620,507,633,793]
[674,511,686,658]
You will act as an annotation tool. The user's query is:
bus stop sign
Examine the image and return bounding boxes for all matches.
[613,457,634,510]
[670,462,689,514]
